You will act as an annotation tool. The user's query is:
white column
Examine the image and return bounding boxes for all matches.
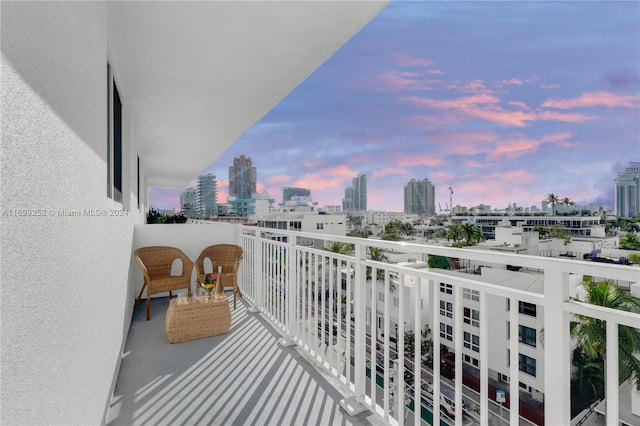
[606,320,619,424]
[543,268,571,424]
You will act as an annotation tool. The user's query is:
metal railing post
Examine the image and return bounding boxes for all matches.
[279,235,297,347]
[340,240,369,415]
[248,230,263,314]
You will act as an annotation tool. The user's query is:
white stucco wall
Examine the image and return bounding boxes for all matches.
[1,2,139,424]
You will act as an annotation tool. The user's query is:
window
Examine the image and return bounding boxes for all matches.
[378,292,385,302]
[463,288,480,301]
[463,307,480,327]
[519,325,537,347]
[316,223,324,230]
[393,297,399,307]
[111,75,122,203]
[440,323,453,341]
[440,283,453,294]
[519,354,536,377]
[136,155,140,209]
[463,354,479,368]
[107,62,123,203]
[464,332,480,352]
[518,301,537,317]
[440,300,453,318]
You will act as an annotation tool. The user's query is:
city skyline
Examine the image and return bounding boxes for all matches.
[150,1,639,213]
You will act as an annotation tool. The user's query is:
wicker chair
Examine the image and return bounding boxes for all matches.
[133,246,194,320]
[195,244,243,309]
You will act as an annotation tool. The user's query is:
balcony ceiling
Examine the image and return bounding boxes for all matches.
[107,1,389,188]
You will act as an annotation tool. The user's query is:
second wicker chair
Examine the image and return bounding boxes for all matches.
[195,244,243,309]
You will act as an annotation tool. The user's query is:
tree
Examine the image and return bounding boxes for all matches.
[628,253,640,265]
[571,280,640,390]
[428,255,450,270]
[561,197,575,210]
[620,233,640,250]
[461,223,483,245]
[446,224,464,244]
[367,247,395,291]
[546,193,560,215]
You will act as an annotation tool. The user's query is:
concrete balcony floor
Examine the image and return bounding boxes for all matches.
[106,293,385,426]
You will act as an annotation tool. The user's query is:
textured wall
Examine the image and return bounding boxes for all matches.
[1,2,137,424]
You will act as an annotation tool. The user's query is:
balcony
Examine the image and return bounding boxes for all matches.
[107,222,640,426]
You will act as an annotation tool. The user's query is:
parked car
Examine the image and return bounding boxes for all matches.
[420,382,466,417]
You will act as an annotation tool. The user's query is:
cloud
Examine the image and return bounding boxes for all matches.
[374,70,437,91]
[447,79,492,94]
[602,69,640,90]
[404,93,597,127]
[266,174,293,185]
[292,165,358,191]
[507,101,529,109]
[536,110,597,123]
[371,167,409,179]
[386,52,435,67]
[542,91,639,109]
[391,153,445,167]
[498,78,524,86]
[429,131,499,156]
[540,83,560,90]
[487,132,574,160]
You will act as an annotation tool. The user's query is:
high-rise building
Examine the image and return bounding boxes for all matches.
[283,187,311,202]
[404,178,435,215]
[342,174,366,211]
[196,174,217,218]
[180,187,197,218]
[614,161,640,218]
[228,155,257,199]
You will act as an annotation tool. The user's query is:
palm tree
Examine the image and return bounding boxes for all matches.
[561,197,575,213]
[461,223,483,245]
[367,247,398,291]
[446,224,464,244]
[546,193,560,215]
[571,280,640,390]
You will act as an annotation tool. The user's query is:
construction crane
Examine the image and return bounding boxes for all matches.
[448,184,453,217]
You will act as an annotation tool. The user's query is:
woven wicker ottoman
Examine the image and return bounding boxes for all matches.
[165,296,231,343]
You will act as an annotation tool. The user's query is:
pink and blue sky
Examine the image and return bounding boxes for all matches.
[150,1,639,213]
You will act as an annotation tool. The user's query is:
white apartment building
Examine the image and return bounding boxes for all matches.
[322,204,343,215]
[615,162,640,218]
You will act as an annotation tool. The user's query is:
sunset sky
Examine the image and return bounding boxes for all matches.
[150,1,640,213]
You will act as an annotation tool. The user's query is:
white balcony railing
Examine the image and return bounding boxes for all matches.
[235,226,639,426]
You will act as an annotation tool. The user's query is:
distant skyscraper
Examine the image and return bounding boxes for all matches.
[228,155,257,199]
[615,161,640,218]
[196,174,217,218]
[180,187,197,218]
[283,187,311,202]
[404,178,435,215]
[342,174,367,211]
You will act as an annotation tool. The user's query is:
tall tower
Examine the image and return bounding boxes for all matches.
[615,162,640,218]
[196,174,217,218]
[228,154,257,199]
[342,174,366,211]
[404,178,435,215]
[180,187,197,218]
[283,187,311,202]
